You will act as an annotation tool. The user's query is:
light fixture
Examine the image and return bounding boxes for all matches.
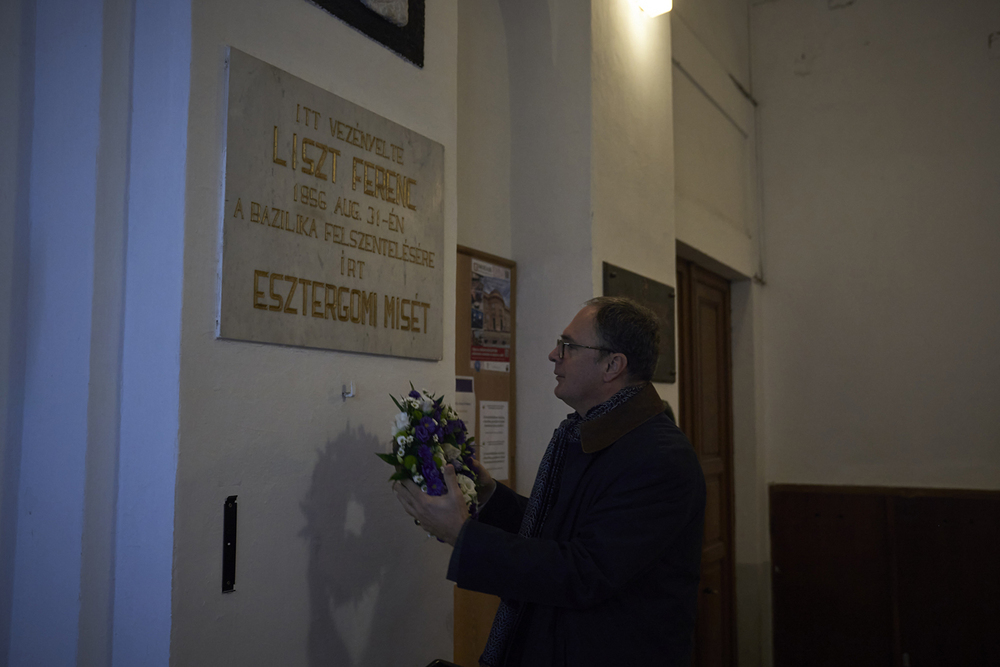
[638,0,672,17]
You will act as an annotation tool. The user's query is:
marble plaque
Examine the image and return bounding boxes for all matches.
[220,49,444,360]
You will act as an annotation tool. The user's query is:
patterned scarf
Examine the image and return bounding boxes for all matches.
[479,383,646,667]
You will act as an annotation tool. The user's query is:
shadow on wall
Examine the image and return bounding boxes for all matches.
[300,422,419,667]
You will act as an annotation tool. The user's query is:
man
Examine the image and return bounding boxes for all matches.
[394,297,706,666]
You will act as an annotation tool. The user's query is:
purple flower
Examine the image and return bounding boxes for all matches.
[418,445,445,495]
[408,389,422,399]
[435,426,446,442]
[414,425,431,443]
[455,430,466,445]
[419,415,436,430]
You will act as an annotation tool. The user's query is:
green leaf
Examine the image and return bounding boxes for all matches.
[389,470,409,482]
[376,453,398,465]
[403,455,418,470]
[390,394,404,411]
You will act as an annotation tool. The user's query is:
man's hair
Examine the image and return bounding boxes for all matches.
[586,296,660,382]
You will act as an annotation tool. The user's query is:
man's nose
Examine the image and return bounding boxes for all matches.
[548,346,559,363]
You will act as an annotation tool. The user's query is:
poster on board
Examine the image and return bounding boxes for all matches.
[470,258,511,373]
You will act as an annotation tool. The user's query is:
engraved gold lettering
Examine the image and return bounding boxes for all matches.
[404,177,417,211]
[299,278,311,315]
[360,290,376,326]
[325,283,337,319]
[250,201,261,224]
[350,289,362,323]
[384,295,396,329]
[284,276,298,314]
[375,165,386,200]
[410,298,420,332]
[311,282,325,318]
[328,147,339,183]
[385,171,396,203]
[292,134,297,170]
[337,286,350,321]
[400,298,410,331]
[233,198,244,219]
[419,302,430,334]
[253,270,268,309]
[272,126,287,166]
[363,161,376,196]
[301,138,316,176]
[352,156,363,191]
[269,273,284,311]
[313,143,328,181]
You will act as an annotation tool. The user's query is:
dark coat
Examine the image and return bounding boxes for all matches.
[448,384,706,667]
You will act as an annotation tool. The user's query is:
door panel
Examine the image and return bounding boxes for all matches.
[678,259,736,667]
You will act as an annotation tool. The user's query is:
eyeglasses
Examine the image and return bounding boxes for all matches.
[555,338,614,359]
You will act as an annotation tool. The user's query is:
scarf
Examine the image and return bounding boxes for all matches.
[479,383,646,667]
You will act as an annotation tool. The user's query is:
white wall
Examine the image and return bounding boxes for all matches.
[458,0,512,259]
[170,1,458,665]
[754,0,1000,490]
[1,0,188,663]
[0,0,32,660]
[501,0,595,493]
[591,1,678,410]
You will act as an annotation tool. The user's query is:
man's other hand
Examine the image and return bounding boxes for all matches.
[393,464,470,546]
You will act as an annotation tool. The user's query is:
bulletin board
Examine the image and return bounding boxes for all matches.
[454,246,516,489]
[453,246,516,666]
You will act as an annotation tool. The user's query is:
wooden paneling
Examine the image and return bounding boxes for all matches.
[770,488,894,667]
[894,495,1000,667]
[771,485,1000,667]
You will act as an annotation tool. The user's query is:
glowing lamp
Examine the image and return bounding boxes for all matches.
[638,0,672,17]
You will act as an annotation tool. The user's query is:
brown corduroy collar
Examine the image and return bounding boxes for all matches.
[579,383,664,454]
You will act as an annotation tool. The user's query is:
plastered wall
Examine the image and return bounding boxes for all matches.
[591,1,678,412]
[171,1,458,665]
[753,0,1000,490]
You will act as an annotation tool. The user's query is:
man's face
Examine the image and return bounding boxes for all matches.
[548,306,608,414]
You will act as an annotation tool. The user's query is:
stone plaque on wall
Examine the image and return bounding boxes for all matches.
[220,49,444,360]
[602,262,675,383]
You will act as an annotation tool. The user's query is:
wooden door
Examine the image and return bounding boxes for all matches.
[677,259,736,667]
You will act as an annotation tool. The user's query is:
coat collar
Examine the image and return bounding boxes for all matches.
[579,383,664,454]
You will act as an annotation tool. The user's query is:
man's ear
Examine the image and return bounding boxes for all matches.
[602,353,629,383]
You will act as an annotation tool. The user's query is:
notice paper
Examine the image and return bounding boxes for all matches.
[478,400,509,480]
[454,377,476,437]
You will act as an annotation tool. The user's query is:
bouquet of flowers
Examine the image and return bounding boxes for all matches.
[377,386,479,515]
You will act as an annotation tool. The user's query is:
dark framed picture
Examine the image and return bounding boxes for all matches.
[602,262,676,384]
[310,0,425,68]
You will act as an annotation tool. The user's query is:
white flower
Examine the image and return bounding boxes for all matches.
[406,435,414,444]
[413,473,424,484]
[442,443,461,461]
[396,435,407,446]
[432,434,439,443]
[420,484,428,493]
[394,412,410,431]
[458,474,477,504]
[420,398,434,413]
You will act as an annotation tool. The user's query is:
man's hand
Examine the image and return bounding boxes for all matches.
[467,456,497,506]
[393,464,470,546]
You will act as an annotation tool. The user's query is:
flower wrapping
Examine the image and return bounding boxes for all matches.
[377,386,479,515]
